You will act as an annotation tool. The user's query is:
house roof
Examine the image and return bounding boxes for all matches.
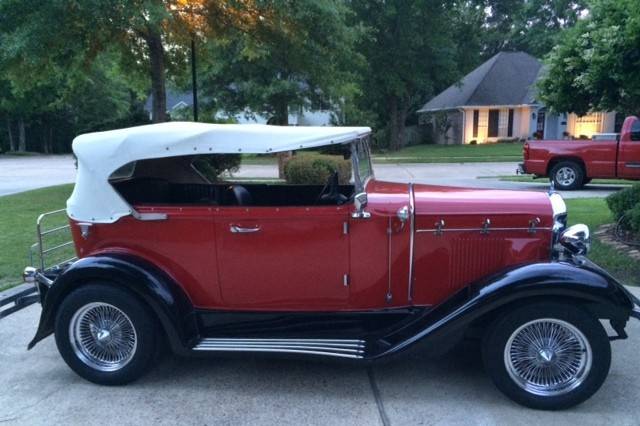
[418,52,543,112]
[144,91,195,113]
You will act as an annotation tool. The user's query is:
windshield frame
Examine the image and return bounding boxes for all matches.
[351,136,374,192]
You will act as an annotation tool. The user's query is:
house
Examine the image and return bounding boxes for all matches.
[145,91,337,126]
[418,51,620,144]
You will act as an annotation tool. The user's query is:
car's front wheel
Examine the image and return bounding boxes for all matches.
[483,302,611,410]
[54,283,158,385]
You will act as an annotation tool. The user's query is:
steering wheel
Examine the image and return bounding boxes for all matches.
[315,171,346,205]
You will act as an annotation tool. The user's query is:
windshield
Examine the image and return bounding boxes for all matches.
[352,138,373,190]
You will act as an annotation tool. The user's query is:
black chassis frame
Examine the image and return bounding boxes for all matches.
[29,252,640,361]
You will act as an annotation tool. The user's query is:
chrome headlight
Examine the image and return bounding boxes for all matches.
[559,224,591,255]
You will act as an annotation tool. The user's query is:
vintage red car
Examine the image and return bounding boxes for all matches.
[24,122,640,410]
[520,115,640,190]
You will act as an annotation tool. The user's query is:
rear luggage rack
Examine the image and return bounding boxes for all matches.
[1,209,76,320]
[30,209,77,273]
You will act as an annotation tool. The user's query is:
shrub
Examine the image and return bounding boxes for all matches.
[496,138,519,144]
[469,140,477,145]
[284,154,352,185]
[193,154,241,181]
[628,204,640,232]
[606,184,640,231]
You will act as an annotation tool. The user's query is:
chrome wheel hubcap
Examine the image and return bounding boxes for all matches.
[69,302,137,372]
[504,319,592,396]
[556,167,576,187]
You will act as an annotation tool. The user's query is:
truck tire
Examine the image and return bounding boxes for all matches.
[482,302,611,410]
[54,283,158,385]
[550,161,584,190]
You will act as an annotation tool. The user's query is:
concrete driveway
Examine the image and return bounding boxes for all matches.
[2,291,640,425]
[0,156,77,197]
[0,155,626,198]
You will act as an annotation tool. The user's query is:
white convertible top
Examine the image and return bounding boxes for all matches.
[67,122,371,223]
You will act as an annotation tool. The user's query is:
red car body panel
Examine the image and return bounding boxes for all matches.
[411,184,553,305]
[70,179,554,312]
[523,116,640,180]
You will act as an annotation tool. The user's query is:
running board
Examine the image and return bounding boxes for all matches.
[193,338,366,359]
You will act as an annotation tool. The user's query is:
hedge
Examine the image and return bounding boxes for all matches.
[606,184,640,232]
[284,154,352,185]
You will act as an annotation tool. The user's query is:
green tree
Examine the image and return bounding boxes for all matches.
[199,0,362,126]
[0,0,261,123]
[478,0,587,58]
[538,0,640,116]
[350,0,463,150]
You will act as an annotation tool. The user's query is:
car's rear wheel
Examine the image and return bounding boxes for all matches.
[482,302,611,410]
[55,283,158,385]
[550,161,584,190]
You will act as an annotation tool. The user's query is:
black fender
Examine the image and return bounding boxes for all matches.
[369,259,637,360]
[29,254,198,355]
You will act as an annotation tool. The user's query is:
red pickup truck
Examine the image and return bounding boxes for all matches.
[520,115,640,189]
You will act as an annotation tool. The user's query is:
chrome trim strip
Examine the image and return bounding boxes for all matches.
[193,347,363,359]
[407,183,415,302]
[131,211,168,221]
[194,338,366,359]
[386,217,393,302]
[196,344,363,354]
[198,338,364,344]
[416,227,553,233]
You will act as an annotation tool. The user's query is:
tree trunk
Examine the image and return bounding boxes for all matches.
[388,96,400,151]
[43,125,53,154]
[144,31,167,123]
[388,96,409,151]
[6,117,16,152]
[18,117,26,152]
[397,100,409,149]
[272,99,291,178]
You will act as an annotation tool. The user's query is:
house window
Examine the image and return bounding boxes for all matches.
[508,109,514,137]
[472,110,479,138]
[488,109,499,138]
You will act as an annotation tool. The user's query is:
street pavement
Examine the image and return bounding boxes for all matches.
[0,155,77,196]
[0,154,623,198]
[1,291,640,425]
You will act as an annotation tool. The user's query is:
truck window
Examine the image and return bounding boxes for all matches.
[632,120,640,141]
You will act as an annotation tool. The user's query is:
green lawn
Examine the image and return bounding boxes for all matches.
[566,198,640,286]
[485,174,632,186]
[0,184,73,291]
[373,142,523,163]
[0,186,637,291]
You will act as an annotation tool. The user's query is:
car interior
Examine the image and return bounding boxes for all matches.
[109,156,355,207]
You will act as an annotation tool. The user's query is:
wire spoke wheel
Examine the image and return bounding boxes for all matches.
[69,302,138,372]
[504,318,592,397]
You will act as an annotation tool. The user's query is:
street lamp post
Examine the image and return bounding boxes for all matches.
[191,37,199,122]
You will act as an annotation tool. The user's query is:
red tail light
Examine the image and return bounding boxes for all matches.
[523,142,529,160]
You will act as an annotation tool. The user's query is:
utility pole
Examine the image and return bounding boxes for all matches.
[191,37,199,122]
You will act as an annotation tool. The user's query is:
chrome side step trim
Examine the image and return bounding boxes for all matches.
[193,338,366,359]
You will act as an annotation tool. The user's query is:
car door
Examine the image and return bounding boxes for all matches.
[213,205,351,310]
[617,118,640,179]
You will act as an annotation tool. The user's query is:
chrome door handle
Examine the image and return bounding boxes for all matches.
[230,225,261,234]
